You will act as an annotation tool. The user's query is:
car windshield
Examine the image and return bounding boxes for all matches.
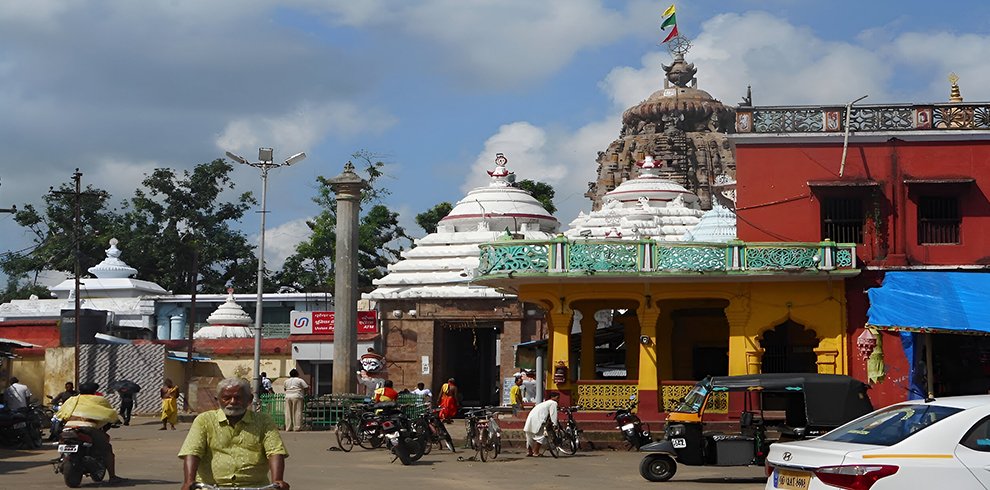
[674,379,711,413]
[819,403,963,446]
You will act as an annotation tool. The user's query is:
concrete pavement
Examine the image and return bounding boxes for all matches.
[0,416,768,489]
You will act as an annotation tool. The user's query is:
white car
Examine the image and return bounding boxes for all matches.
[765,395,990,489]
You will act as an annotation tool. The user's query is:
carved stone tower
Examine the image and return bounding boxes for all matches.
[586,50,736,210]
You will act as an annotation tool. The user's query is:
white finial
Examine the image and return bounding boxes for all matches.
[487,153,515,187]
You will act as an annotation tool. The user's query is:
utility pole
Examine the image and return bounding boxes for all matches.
[50,170,104,387]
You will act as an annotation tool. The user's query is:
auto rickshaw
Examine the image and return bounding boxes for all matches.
[639,373,873,482]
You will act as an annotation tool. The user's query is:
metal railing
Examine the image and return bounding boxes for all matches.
[259,393,430,430]
[477,238,856,277]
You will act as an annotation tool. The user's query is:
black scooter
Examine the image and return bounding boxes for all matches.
[376,403,425,465]
[607,399,651,450]
[54,423,118,487]
[0,403,43,449]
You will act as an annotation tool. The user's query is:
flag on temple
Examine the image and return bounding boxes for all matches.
[661,4,678,43]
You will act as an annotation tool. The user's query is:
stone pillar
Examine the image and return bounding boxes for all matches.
[547,307,574,406]
[724,299,754,375]
[329,162,368,394]
[622,316,639,380]
[501,320,522,381]
[636,305,662,417]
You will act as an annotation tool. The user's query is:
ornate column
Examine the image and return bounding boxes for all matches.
[547,305,574,406]
[329,163,368,394]
[578,308,601,380]
[724,299,755,375]
[636,304,662,417]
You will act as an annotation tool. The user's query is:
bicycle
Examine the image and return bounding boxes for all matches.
[557,405,583,455]
[476,408,502,462]
[414,408,455,453]
[334,404,383,452]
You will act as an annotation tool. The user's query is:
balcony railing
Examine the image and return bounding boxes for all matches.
[736,103,990,134]
[477,239,856,277]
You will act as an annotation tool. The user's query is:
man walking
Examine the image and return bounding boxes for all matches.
[282,369,308,432]
[179,378,289,489]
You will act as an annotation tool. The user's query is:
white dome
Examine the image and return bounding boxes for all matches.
[196,290,253,339]
[683,202,737,243]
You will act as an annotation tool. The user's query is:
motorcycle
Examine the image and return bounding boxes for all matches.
[54,422,118,487]
[376,402,425,465]
[0,402,44,449]
[47,396,64,441]
[607,397,651,450]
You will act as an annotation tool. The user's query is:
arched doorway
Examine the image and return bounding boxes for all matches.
[759,320,819,373]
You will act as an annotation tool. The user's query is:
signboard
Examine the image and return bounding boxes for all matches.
[289,310,378,335]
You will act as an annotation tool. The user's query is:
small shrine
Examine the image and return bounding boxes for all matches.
[193,289,254,339]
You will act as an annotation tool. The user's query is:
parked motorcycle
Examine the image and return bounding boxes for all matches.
[0,402,44,449]
[376,402,425,465]
[607,397,651,450]
[54,423,118,487]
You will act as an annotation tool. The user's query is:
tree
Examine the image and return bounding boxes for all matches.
[0,178,116,299]
[273,151,411,294]
[415,202,453,235]
[121,159,258,293]
[517,179,557,214]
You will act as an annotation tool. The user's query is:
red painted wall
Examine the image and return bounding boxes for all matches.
[735,140,990,266]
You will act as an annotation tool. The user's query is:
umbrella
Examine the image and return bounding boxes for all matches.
[107,380,141,394]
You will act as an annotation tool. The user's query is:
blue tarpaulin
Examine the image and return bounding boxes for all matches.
[867,271,990,335]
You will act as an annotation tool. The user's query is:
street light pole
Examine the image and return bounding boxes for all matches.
[226,148,306,402]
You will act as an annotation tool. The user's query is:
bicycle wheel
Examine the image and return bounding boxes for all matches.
[559,427,578,455]
[492,433,501,460]
[436,423,455,452]
[481,430,498,462]
[335,422,355,452]
[477,431,489,462]
[544,427,559,458]
[358,426,383,450]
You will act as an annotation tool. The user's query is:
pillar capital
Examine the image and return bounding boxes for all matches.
[328,161,369,201]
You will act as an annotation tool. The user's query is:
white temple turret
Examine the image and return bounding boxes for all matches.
[194,289,254,339]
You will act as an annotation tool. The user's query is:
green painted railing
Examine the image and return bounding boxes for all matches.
[259,393,430,430]
[477,238,857,276]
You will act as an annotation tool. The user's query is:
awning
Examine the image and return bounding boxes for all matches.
[867,271,990,335]
[167,350,213,362]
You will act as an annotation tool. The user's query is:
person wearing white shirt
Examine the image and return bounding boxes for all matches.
[410,382,432,402]
[522,391,560,456]
[282,369,309,431]
[4,377,32,410]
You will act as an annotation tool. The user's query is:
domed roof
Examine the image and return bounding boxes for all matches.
[603,156,700,207]
[566,156,704,241]
[622,54,731,128]
[439,153,559,233]
[195,290,253,339]
[682,202,737,243]
[88,238,137,279]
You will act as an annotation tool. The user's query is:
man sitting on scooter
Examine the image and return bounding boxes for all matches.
[55,382,123,484]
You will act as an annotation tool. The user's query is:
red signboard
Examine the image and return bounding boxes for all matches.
[290,310,378,335]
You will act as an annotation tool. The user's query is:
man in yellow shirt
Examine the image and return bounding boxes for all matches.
[178,378,289,489]
[509,376,525,413]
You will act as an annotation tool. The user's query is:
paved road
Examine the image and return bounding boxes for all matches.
[0,416,768,489]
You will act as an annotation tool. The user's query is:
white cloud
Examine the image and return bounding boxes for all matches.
[216,102,397,158]
[257,218,312,271]
[888,32,990,101]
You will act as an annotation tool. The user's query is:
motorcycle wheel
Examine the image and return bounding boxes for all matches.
[62,457,84,488]
[478,431,490,462]
[640,454,677,482]
[335,423,355,452]
[392,437,413,465]
[408,435,426,462]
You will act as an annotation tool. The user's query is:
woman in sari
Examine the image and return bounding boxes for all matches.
[438,378,459,423]
[159,378,179,430]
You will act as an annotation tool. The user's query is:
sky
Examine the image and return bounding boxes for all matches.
[3,0,990,285]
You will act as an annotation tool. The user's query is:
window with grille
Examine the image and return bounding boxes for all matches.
[821,197,864,243]
[918,196,960,244]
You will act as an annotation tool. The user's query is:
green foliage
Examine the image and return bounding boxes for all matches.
[415,202,453,234]
[0,160,258,296]
[516,179,556,214]
[273,150,411,293]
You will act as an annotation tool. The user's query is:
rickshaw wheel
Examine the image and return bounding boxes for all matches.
[640,454,677,482]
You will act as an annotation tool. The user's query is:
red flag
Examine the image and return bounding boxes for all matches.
[662,25,679,43]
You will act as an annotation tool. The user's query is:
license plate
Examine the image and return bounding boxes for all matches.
[671,437,686,448]
[58,444,79,453]
[12,422,26,429]
[620,423,635,431]
[774,469,811,489]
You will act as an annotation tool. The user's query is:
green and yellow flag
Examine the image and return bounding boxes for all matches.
[661,4,678,43]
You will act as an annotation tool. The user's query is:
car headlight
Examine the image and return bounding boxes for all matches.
[667,424,685,437]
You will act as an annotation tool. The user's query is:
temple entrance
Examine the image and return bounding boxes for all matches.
[435,322,500,408]
[669,302,730,380]
[760,320,819,373]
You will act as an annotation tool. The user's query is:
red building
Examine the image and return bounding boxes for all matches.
[732,89,990,408]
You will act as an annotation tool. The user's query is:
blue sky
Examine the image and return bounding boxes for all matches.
[3,0,990,283]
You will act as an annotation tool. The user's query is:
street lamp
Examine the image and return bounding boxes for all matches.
[226,148,306,401]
